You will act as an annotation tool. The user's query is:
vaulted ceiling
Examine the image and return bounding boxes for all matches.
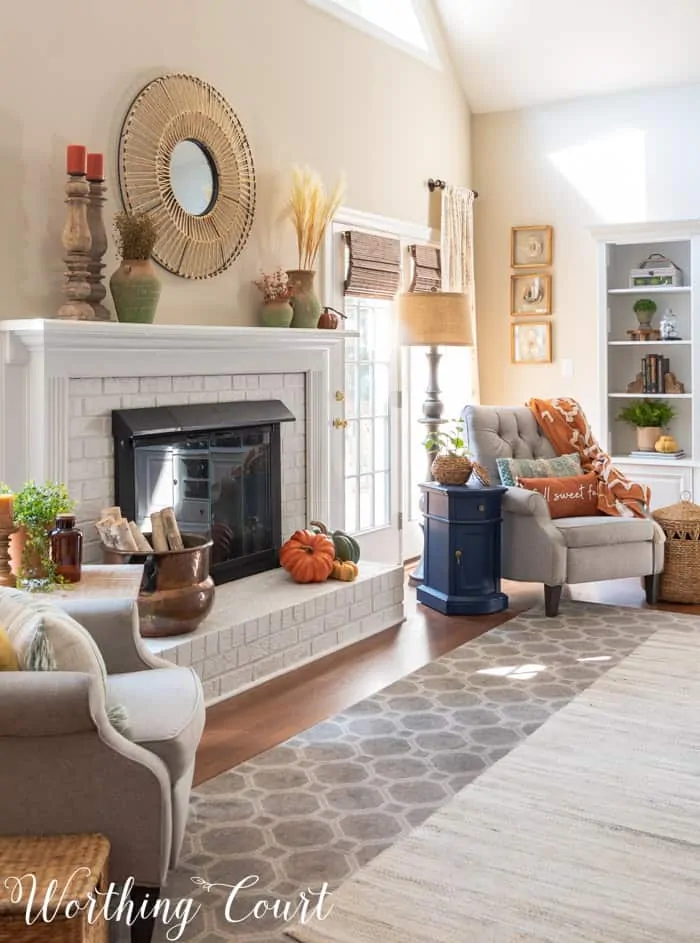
[434,0,700,113]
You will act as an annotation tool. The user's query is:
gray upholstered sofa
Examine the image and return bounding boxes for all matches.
[0,595,204,941]
[462,405,665,616]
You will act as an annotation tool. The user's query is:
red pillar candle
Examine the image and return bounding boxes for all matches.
[66,144,87,176]
[86,152,105,182]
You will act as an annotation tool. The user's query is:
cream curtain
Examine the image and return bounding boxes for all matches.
[441,186,480,403]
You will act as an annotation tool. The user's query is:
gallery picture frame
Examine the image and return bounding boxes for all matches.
[511,272,552,316]
[511,320,552,365]
[511,225,553,268]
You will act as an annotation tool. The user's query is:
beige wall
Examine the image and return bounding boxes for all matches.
[1,0,470,325]
[472,82,700,430]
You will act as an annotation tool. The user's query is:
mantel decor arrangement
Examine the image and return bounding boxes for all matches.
[109,211,161,324]
[285,165,345,328]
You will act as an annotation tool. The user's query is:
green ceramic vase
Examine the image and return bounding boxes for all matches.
[287,270,321,329]
[260,301,294,327]
[110,259,162,324]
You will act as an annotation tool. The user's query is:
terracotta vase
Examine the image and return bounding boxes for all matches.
[9,526,48,581]
[286,270,321,329]
[110,258,162,324]
[636,426,662,451]
[260,301,294,328]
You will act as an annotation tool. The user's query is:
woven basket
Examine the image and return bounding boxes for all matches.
[431,453,472,485]
[0,833,110,943]
[652,495,700,604]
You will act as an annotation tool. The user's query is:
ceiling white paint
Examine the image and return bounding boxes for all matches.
[434,0,700,113]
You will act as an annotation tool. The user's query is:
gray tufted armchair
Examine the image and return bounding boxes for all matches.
[462,405,665,616]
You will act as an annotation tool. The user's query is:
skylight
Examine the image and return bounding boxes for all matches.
[307,0,438,66]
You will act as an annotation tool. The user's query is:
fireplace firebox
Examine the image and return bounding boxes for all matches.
[112,401,295,584]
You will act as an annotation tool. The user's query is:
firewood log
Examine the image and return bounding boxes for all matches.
[112,519,139,552]
[150,511,169,552]
[100,506,123,522]
[128,521,153,552]
[161,507,185,551]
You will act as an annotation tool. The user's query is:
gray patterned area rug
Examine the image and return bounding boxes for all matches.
[145,601,698,943]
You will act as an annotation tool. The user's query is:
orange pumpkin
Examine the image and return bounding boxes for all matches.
[280,530,335,583]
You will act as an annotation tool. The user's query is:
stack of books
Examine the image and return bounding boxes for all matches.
[640,354,669,393]
[629,449,686,461]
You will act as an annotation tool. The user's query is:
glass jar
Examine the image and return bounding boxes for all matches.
[49,514,83,583]
[659,307,681,340]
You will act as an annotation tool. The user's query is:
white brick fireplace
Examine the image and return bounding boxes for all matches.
[0,320,405,701]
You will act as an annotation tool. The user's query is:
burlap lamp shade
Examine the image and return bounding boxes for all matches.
[397,291,473,347]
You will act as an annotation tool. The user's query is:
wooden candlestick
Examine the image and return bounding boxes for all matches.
[56,173,95,320]
[0,527,16,588]
[86,177,111,321]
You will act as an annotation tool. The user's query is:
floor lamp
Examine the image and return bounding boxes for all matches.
[397,291,473,586]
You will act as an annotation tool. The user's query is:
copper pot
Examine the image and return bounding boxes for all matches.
[102,533,215,637]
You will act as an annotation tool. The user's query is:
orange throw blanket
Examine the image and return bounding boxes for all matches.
[527,397,649,518]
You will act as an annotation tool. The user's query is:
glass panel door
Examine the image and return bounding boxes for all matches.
[343,295,402,562]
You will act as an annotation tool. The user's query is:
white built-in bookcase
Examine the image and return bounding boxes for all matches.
[592,219,700,510]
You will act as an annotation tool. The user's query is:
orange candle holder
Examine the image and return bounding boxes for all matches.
[0,526,16,588]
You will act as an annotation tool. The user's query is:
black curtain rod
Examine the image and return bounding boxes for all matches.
[427,178,479,198]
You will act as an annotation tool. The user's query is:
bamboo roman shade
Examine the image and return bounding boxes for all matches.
[344,231,401,299]
[409,244,441,293]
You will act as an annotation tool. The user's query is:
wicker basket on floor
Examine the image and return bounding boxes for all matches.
[0,833,110,942]
[652,495,700,603]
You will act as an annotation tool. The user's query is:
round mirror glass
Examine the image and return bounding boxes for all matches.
[169,140,217,216]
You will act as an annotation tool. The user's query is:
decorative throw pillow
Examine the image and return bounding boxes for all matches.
[496,452,582,488]
[0,626,19,671]
[516,472,599,519]
[0,587,129,734]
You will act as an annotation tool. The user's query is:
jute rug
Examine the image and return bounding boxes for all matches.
[287,626,700,943]
[142,602,699,943]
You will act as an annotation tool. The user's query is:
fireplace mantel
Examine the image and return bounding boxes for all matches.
[0,319,352,528]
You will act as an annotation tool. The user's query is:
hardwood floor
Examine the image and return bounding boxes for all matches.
[193,575,699,786]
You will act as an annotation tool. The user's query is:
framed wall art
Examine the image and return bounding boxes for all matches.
[511,321,552,364]
[511,225,553,268]
[511,272,551,316]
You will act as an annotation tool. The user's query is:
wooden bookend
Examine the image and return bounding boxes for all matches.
[626,372,644,393]
[150,512,169,552]
[161,507,184,551]
[664,372,685,394]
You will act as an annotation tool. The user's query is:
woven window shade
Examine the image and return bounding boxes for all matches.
[344,231,401,299]
[409,244,441,293]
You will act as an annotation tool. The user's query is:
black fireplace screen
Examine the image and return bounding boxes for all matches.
[112,401,295,584]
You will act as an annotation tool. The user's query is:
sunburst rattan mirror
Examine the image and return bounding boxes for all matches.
[118,73,256,279]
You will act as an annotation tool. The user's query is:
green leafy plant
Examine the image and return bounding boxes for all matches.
[0,482,10,494]
[11,481,75,590]
[617,399,675,428]
[633,298,657,315]
[114,211,158,261]
[423,420,470,456]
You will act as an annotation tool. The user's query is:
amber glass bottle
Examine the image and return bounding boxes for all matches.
[50,514,83,583]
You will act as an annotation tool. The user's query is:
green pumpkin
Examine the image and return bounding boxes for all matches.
[308,520,361,563]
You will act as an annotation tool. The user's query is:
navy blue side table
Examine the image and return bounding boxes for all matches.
[417,483,508,616]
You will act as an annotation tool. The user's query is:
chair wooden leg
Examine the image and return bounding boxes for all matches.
[644,573,660,605]
[544,584,562,617]
[130,885,160,943]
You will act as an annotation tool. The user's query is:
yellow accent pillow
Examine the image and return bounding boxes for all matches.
[0,625,19,671]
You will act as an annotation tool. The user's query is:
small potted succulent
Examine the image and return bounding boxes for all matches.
[617,398,675,451]
[110,211,161,324]
[5,480,75,590]
[633,297,657,328]
[254,268,295,327]
[424,421,473,485]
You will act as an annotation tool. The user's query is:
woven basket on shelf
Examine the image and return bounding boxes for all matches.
[0,833,110,943]
[652,495,700,604]
[431,454,473,486]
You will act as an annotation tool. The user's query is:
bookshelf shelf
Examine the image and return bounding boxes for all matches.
[608,287,691,295]
[608,393,692,399]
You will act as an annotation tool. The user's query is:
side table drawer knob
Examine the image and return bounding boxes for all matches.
[478,504,485,513]
[455,549,462,564]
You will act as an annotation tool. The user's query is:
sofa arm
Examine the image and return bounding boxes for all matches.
[502,485,550,518]
[54,597,170,674]
[0,672,97,736]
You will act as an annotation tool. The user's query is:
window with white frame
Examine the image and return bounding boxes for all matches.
[305,0,439,67]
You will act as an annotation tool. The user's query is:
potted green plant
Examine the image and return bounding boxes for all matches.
[633,298,657,328]
[617,398,675,451]
[8,481,75,590]
[424,422,473,485]
[109,211,161,324]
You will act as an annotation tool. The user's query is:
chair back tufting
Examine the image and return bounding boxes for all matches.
[461,404,557,485]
